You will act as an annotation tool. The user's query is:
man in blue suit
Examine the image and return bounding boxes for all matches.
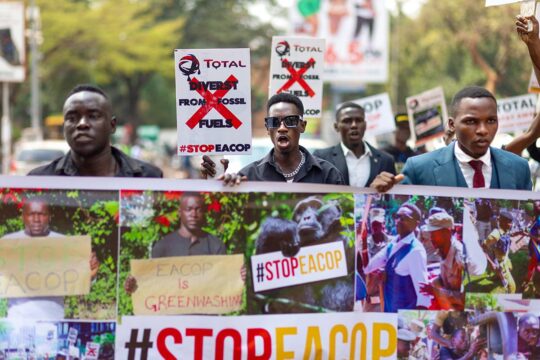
[314,102,396,187]
[370,86,532,191]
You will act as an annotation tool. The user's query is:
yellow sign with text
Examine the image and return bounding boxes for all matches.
[0,235,91,298]
[130,254,244,315]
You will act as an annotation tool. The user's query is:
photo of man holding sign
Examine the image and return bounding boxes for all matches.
[0,193,107,320]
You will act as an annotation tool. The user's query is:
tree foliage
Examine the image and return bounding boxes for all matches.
[393,1,530,106]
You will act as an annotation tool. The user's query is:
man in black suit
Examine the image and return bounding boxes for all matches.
[313,102,395,187]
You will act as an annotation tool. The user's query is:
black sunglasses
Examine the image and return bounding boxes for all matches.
[264,115,303,129]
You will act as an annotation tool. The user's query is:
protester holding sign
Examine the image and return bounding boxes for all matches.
[313,102,395,187]
[28,84,162,177]
[202,93,344,185]
[371,86,532,192]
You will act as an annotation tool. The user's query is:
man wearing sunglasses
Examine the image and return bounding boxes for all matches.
[313,102,396,187]
[201,93,344,185]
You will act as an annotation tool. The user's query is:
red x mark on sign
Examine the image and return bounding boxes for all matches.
[186,75,243,129]
[87,349,96,356]
[277,58,316,97]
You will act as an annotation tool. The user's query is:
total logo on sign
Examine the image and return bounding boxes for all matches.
[269,37,325,120]
[174,49,252,156]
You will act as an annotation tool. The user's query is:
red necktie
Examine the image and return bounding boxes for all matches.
[469,160,485,188]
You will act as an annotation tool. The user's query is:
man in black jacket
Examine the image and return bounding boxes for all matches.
[202,93,344,185]
[313,102,395,187]
[28,84,162,178]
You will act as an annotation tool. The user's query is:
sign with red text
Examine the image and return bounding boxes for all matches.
[347,93,395,137]
[85,342,100,360]
[269,36,325,122]
[174,48,252,155]
[406,87,448,147]
[497,94,537,133]
[0,235,91,297]
[290,0,388,84]
[129,254,244,315]
[116,312,398,359]
[0,2,26,82]
[251,241,347,292]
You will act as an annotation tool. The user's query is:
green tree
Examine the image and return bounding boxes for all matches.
[393,1,530,104]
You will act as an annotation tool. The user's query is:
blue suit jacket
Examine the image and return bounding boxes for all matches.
[402,142,532,190]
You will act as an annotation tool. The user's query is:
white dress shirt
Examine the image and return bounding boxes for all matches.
[341,142,371,187]
[454,143,492,188]
[364,232,431,308]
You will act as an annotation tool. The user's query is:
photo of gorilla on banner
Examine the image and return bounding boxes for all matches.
[464,198,540,298]
[246,193,355,314]
[355,194,468,313]
[0,188,119,320]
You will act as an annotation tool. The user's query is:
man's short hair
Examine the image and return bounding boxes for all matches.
[267,93,304,115]
[400,203,422,222]
[180,192,204,205]
[67,84,109,99]
[450,86,496,117]
[335,102,364,121]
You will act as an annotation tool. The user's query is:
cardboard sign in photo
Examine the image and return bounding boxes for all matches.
[174,48,252,156]
[0,235,91,298]
[130,254,244,315]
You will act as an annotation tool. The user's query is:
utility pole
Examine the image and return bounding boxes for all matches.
[28,0,42,139]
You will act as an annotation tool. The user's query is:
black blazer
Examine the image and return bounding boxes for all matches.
[313,143,396,186]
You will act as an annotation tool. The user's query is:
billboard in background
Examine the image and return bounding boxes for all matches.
[0,2,25,82]
[291,0,388,84]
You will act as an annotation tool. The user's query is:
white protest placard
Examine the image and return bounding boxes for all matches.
[269,37,325,122]
[85,342,100,360]
[174,49,252,156]
[116,312,398,359]
[251,241,347,292]
[497,93,537,133]
[406,87,448,147]
[347,93,395,137]
[0,2,26,82]
[290,0,389,84]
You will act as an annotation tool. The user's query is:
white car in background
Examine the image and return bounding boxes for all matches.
[10,140,70,175]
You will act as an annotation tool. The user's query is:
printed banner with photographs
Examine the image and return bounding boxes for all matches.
[0,176,537,358]
[290,0,389,84]
[116,312,397,359]
[406,87,448,147]
[174,48,252,156]
[0,319,116,359]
